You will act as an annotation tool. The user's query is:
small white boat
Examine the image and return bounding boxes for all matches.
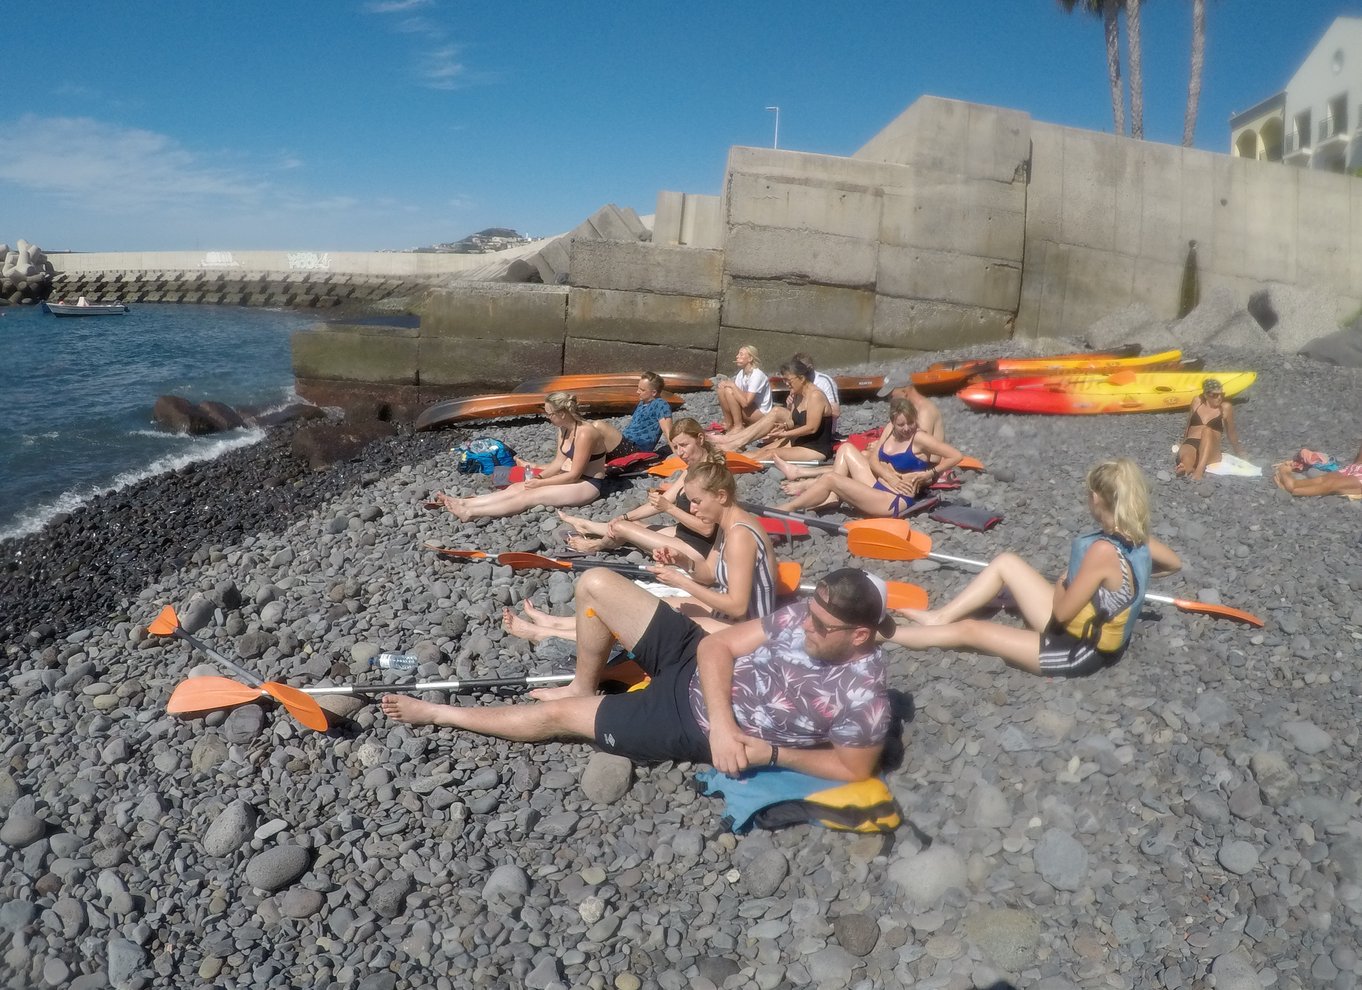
[41,300,130,316]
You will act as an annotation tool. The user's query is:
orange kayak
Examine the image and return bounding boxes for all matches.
[415,387,684,431]
[514,372,712,393]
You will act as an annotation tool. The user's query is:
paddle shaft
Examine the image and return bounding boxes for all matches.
[304,673,573,696]
[173,627,268,686]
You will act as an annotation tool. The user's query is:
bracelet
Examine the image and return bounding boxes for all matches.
[768,744,780,767]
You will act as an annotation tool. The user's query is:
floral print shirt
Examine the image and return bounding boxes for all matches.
[688,602,889,748]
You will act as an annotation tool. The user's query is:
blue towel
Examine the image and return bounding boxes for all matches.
[695,766,901,834]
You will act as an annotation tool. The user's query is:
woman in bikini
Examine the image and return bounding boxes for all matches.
[1274,440,1362,497]
[556,418,723,564]
[436,391,609,521]
[887,459,1181,678]
[774,397,963,517]
[750,357,835,464]
[503,461,778,642]
[1176,379,1244,479]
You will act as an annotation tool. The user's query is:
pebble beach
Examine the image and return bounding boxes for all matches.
[2,340,1362,990]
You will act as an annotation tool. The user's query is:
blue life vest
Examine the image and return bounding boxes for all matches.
[1064,531,1152,652]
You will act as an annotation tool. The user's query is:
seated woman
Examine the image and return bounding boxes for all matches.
[714,344,772,433]
[887,459,1182,678]
[750,357,834,463]
[556,417,723,564]
[1274,440,1362,497]
[595,371,673,459]
[1176,379,1244,479]
[775,397,963,517]
[504,461,778,642]
[436,391,609,521]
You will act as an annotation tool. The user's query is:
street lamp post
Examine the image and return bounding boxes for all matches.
[765,106,780,149]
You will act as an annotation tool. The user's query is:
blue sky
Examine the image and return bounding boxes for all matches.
[0,1,1350,252]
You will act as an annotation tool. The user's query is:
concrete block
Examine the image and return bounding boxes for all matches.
[1059,247,1136,337]
[1059,130,1119,252]
[566,287,720,349]
[721,280,874,339]
[418,337,563,389]
[964,102,1032,184]
[654,191,685,246]
[877,245,1023,313]
[291,328,419,385]
[681,194,725,249]
[420,284,567,341]
[855,97,1030,184]
[1016,239,1070,340]
[724,226,877,288]
[1112,139,1145,259]
[1130,257,1188,320]
[568,239,723,297]
[1241,167,1298,282]
[1207,159,1248,274]
[1295,169,1350,286]
[726,170,882,242]
[585,204,646,242]
[531,237,572,283]
[564,337,716,378]
[717,325,869,373]
[872,295,1012,351]
[727,146,912,197]
[1178,150,1215,250]
[1135,141,1185,261]
[880,179,1025,260]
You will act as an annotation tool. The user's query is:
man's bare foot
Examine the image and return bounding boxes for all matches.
[528,681,597,701]
[894,606,948,626]
[380,694,446,724]
[502,607,555,644]
[520,600,574,629]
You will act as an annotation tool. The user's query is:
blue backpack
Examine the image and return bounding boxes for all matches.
[456,437,516,475]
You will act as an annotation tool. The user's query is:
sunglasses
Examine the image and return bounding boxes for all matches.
[807,601,860,636]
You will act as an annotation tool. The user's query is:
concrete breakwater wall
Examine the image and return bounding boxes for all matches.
[51,269,430,309]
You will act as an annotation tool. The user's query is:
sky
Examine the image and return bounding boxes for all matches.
[1,1,1352,253]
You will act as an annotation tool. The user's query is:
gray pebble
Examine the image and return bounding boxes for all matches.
[244,844,310,891]
[744,849,789,898]
[1034,829,1088,892]
[888,844,967,906]
[581,752,633,804]
[832,913,879,957]
[483,863,529,916]
[203,800,256,857]
[1218,839,1260,876]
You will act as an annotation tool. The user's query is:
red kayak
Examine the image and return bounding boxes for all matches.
[911,344,1144,395]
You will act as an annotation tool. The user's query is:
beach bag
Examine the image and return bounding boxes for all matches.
[456,438,516,475]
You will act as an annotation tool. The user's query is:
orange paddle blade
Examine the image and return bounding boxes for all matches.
[885,582,928,611]
[724,452,764,474]
[1150,594,1265,628]
[846,526,933,562]
[497,552,571,571]
[647,456,687,477]
[776,561,802,596]
[147,605,180,637]
[167,676,263,714]
[424,545,492,560]
[843,518,916,541]
[957,456,985,472]
[261,682,330,732]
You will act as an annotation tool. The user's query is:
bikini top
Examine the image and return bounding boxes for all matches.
[560,429,607,476]
[877,430,931,473]
[1192,398,1224,432]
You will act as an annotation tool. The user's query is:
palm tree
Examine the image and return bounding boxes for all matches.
[1127,0,1143,139]
[1183,0,1206,145]
[1058,0,1126,136]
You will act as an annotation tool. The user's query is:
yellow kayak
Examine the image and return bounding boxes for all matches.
[959,371,1257,415]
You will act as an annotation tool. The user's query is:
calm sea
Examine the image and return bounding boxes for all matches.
[0,303,318,541]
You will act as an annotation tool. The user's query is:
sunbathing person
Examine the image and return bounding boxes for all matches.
[876,372,944,441]
[714,344,772,432]
[384,567,896,782]
[436,391,609,521]
[595,371,674,459]
[505,461,778,643]
[744,357,835,464]
[775,397,963,517]
[887,459,1181,677]
[1274,440,1362,497]
[556,417,722,563]
[714,351,840,451]
[1176,379,1244,479]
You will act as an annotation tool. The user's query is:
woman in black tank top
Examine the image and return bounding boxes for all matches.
[752,357,834,464]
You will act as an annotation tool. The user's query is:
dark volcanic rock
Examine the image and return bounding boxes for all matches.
[152,395,218,435]
[292,420,400,471]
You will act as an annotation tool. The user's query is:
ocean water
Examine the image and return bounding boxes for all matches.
[0,303,318,541]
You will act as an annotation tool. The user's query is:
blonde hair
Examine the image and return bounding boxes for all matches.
[1087,458,1149,545]
[738,344,760,367]
[669,418,725,465]
[544,391,584,424]
[685,460,737,500]
[887,396,918,425]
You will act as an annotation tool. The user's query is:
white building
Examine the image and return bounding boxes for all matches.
[1231,15,1362,173]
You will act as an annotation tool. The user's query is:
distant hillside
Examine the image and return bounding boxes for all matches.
[405,228,539,254]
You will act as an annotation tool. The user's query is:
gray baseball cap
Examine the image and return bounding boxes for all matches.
[876,371,912,398]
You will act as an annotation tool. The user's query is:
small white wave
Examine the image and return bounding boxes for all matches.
[0,428,266,543]
[19,431,61,446]
[129,429,193,440]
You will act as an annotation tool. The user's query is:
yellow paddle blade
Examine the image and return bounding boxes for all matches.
[260,682,330,732]
[885,582,928,611]
[167,676,264,714]
[776,561,803,596]
[147,604,180,637]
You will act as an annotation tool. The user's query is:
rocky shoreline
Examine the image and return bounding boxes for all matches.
[2,341,1361,989]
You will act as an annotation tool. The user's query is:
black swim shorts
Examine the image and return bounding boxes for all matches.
[1037,626,1116,678]
[594,602,712,764]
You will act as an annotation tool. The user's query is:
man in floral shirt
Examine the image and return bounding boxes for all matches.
[382,568,894,783]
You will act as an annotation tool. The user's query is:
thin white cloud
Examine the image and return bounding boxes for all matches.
[365,0,432,13]
[420,46,467,89]
[0,115,267,214]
